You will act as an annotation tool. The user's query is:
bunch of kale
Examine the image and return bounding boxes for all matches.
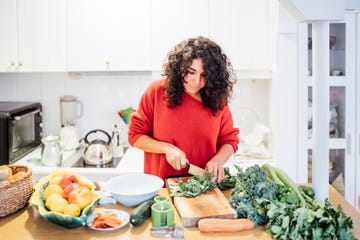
[229,164,355,239]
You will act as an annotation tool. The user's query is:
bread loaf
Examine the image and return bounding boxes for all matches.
[0,166,12,180]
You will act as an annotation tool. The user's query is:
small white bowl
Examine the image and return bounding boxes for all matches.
[106,174,163,207]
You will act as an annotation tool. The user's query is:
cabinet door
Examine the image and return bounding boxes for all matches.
[67,0,151,71]
[17,0,66,72]
[0,0,18,72]
[300,14,357,206]
[151,0,208,70]
[209,0,271,71]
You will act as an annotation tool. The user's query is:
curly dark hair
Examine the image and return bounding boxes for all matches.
[162,36,236,116]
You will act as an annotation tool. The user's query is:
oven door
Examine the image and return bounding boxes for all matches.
[10,109,42,162]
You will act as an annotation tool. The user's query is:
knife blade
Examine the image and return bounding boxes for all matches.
[185,162,210,177]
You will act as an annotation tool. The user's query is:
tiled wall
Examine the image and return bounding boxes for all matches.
[0,72,271,145]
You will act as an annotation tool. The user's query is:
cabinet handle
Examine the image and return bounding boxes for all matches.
[346,133,351,155]
[106,61,110,65]
[18,62,23,67]
[10,61,15,66]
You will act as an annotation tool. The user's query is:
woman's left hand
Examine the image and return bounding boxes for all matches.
[205,161,224,183]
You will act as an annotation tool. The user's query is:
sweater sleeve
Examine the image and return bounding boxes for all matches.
[217,105,240,152]
[127,82,156,146]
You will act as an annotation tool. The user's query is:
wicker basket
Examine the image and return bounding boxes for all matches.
[0,165,33,217]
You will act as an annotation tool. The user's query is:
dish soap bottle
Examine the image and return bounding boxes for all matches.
[111,124,124,159]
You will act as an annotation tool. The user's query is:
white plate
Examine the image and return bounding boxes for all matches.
[86,209,129,231]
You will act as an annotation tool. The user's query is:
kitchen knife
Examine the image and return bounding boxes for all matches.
[185,162,211,177]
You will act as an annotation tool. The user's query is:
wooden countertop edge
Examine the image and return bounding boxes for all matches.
[0,186,359,239]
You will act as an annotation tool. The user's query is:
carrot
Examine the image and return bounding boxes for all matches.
[92,212,122,229]
[197,218,254,232]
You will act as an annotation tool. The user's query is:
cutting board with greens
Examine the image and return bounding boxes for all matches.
[166,171,237,227]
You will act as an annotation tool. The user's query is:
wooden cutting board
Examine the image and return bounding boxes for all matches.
[166,177,237,227]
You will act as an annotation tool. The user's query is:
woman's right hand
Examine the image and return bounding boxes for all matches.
[132,135,188,170]
[165,146,188,170]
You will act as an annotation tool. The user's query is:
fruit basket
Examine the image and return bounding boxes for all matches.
[0,165,33,217]
[30,170,100,229]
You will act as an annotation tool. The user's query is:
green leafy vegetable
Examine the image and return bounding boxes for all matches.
[262,163,354,239]
[170,167,235,197]
[229,164,279,225]
[229,164,354,239]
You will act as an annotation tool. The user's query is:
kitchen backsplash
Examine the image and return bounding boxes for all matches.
[0,72,270,144]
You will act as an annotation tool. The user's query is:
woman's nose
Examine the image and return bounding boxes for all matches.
[191,74,202,85]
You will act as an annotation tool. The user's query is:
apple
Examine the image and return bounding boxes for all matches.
[62,183,80,199]
[68,186,92,210]
[59,173,78,189]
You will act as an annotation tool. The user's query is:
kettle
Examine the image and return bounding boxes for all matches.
[82,129,112,165]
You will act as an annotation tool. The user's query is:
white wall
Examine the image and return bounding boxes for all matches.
[0,72,151,140]
[271,3,299,181]
[0,72,271,147]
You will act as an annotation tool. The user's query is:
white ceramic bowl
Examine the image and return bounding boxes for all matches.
[106,174,164,207]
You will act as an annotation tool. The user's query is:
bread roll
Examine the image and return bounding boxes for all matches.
[0,166,12,180]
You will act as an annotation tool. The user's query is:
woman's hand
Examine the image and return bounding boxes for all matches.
[165,147,188,170]
[206,161,224,183]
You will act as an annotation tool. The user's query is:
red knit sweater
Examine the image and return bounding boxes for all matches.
[128,79,239,181]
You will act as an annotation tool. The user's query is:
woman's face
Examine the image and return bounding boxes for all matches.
[183,58,206,99]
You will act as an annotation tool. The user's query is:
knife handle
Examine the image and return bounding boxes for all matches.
[185,162,190,170]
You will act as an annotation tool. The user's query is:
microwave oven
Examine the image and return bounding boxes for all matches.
[0,102,43,165]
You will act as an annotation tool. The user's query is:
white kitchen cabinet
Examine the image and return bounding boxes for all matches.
[0,0,17,72]
[150,0,209,70]
[0,0,66,72]
[67,0,151,71]
[209,0,275,73]
[297,13,359,208]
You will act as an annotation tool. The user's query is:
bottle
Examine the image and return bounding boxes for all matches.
[111,125,124,158]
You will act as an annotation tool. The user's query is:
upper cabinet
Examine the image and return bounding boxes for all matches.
[150,0,209,70]
[0,0,17,72]
[0,0,66,72]
[1,0,275,73]
[209,0,274,73]
[67,0,151,71]
[151,0,275,74]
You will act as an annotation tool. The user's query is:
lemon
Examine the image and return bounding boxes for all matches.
[44,184,64,200]
[49,176,62,185]
[49,197,68,213]
[77,176,95,190]
[63,203,81,217]
[51,169,73,178]
[45,193,63,210]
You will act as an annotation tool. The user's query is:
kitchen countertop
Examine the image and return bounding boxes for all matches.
[0,186,359,239]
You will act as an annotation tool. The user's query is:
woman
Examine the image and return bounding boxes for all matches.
[128,36,239,183]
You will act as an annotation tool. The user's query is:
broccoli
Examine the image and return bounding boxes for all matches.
[229,165,279,225]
